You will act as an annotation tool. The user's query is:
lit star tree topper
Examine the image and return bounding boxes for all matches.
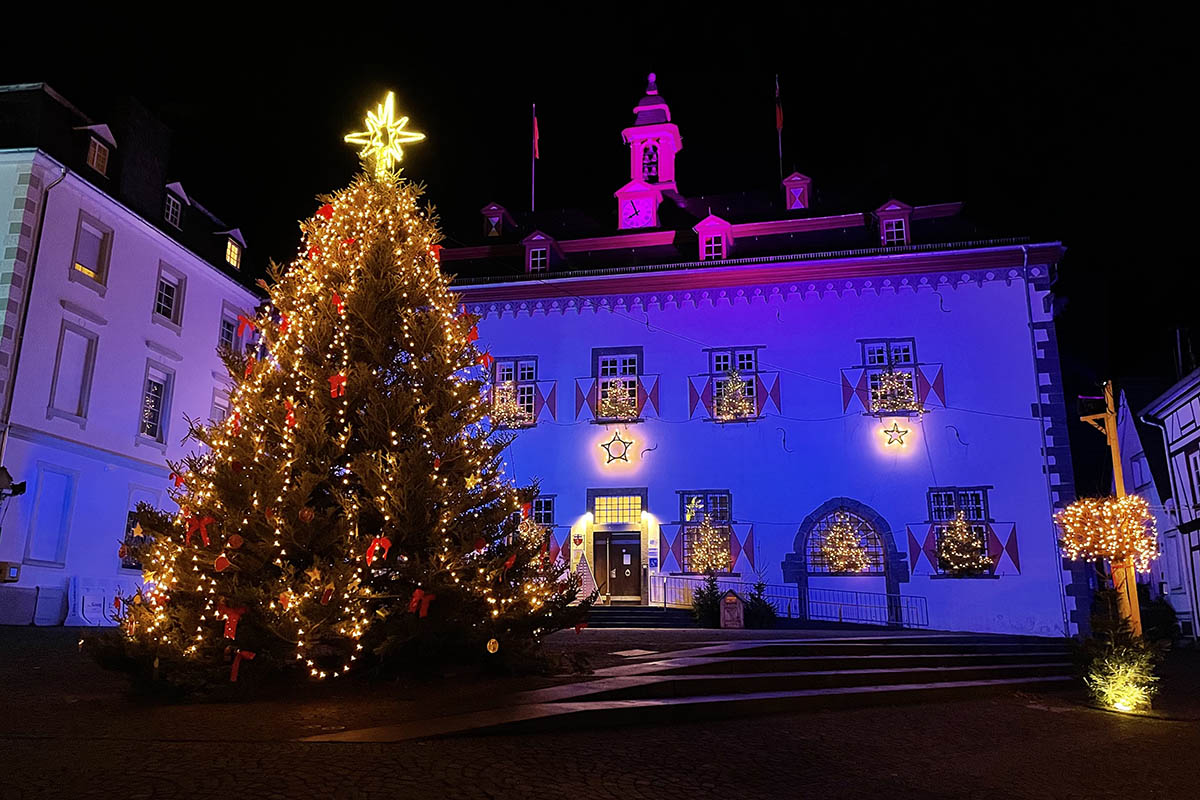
[344,91,426,181]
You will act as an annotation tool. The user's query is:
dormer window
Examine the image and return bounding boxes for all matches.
[86,138,109,176]
[702,235,724,261]
[528,247,548,272]
[225,238,242,268]
[882,218,907,246]
[164,194,182,229]
[485,215,502,237]
[642,143,659,182]
[782,172,812,211]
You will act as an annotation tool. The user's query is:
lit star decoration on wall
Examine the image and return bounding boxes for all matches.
[600,430,634,463]
[882,421,909,446]
[344,91,426,180]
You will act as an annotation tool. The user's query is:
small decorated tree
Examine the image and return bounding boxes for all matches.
[489,381,530,428]
[936,512,993,577]
[870,370,923,415]
[99,92,586,691]
[821,512,870,573]
[597,386,638,420]
[690,516,731,574]
[714,370,756,421]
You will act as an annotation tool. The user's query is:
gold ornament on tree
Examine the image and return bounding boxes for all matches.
[870,370,923,415]
[821,512,870,573]
[1055,495,1158,572]
[937,512,993,576]
[690,515,731,574]
[714,370,756,421]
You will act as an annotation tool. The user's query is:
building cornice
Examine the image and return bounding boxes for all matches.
[455,240,1064,317]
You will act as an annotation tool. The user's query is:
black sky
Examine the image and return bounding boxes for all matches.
[3,6,1189,494]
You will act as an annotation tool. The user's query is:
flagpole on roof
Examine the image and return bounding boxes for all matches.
[531,102,538,213]
[775,75,784,184]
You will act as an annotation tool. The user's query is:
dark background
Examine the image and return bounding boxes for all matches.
[2,6,1187,495]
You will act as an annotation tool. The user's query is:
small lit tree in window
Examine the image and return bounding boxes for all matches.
[597,386,638,420]
[937,512,993,576]
[690,515,731,575]
[821,512,870,573]
[490,381,529,428]
[870,371,923,415]
[714,370,756,421]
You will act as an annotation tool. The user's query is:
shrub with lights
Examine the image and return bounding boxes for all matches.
[95,94,586,692]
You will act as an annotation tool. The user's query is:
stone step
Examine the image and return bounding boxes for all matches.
[652,651,1073,674]
[723,640,1072,657]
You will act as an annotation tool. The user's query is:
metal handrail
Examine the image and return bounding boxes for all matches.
[649,574,929,628]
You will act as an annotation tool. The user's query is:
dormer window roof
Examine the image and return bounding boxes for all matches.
[874,199,913,246]
[693,213,733,261]
[522,230,562,273]
[480,202,516,238]
[782,172,812,210]
[216,228,247,268]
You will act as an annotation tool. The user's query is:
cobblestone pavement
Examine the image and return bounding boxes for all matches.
[3,627,1198,799]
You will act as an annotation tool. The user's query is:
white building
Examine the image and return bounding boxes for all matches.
[1141,373,1200,635]
[0,84,259,625]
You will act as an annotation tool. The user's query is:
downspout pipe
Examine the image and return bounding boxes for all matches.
[0,164,68,466]
[1022,245,1072,636]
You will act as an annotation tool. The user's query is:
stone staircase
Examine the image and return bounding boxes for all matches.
[304,633,1077,742]
[586,605,697,628]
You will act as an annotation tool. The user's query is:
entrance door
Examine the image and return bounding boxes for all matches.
[595,534,642,600]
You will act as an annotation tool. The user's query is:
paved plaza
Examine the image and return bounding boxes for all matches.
[1,627,1197,799]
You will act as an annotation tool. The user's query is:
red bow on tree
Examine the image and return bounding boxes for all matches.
[237,314,257,338]
[185,515,214,547]
[279,314,289,335]
[365,536,392,566]
[284,400,297,428]
[429,244,442,263]
[169,471,186,487]
[217,600,246,639]
[477,352,494,370]
[229,648,256,682]
[408,589,436,618]
[308,245,322,258]
[243,356,256,379]
[433,456,441,470]
[229,412,241,436]
[331,292,344,315]
[521,502,532,519]
[328,374,347,398]
[467,325,480,343]
[503,552,517,571]
[316,203,334,220]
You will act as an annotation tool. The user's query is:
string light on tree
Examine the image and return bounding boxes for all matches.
[714,370,756,421]
[1054,495,1158,572]
[597,387,638,421]
[870,370,923,415]
[937,512,993,577]
[821,512,870,573]
[690,515,731,575]
[489,381,529,428]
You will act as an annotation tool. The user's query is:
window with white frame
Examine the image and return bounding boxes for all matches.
[528,247,548,272]
[710,348,758,406]
[680,491,732,524]
[861,338,918,407]
[805,508,886,574]
[497,361,515,382]
[533,496,555,526]
[714,372,756,404]
[71,213,111,284]
[86,138,109,175]
[49,322,98,421]
[598,353,638,413]
[210,387,231,423]
[882,218,907,245]
[225,238,242,269]
[518,360,536,382]
[517,384,535,417]
[928,486,992,574]
[140,364,172,442]
[219,314,240,352]
[164,194,182,228]
[153,267,185,326]
[593,494,642,525]
[702,234,724,260]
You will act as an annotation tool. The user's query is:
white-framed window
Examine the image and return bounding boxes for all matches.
[681,491,732,523]
[599,353,638,410]
[518,360,536,382]
[209,387,231,424]
[140,363,173,442]
[889,341,914,365]
[517,384,535,417]
[71,212,112,285]
[154,276,179,321]
[710,348,758,376]
[219,316,239,352]
[714,375,755,403]
[225,238,242,269]
[497,361,515,382]
[593,494,642,525]
[702,234,724,260]
[528,247,548,272]
[882,218,907,245]
[86,138,109,175]
[865,343,888,366]
[48,321,98,422]
[928,486,990,523]
[736,351,756,372]
[713,352,731,373]
[164,194,182,228]
[533,496,555,526]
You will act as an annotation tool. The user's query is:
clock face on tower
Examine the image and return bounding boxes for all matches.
[622,197,654,228]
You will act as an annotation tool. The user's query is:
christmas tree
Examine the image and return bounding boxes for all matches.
[821,512,870,573]
[103,92,586,691]
[690,515,731,574]
[714,369,756,421]
[936,512,993,577]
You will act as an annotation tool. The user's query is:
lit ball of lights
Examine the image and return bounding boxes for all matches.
[1055,495,1158,572]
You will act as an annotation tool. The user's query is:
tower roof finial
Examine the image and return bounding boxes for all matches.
[646,73,658,95]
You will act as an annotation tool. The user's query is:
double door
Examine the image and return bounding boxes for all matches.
[595,532,642,600]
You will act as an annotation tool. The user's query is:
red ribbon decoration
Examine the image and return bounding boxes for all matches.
[217,600,246,639]
[229,412,241,436]
[169,471,185,487]
[230,648,256,682]
[308,245,322,259]
[408,589,436,618]
[365,536,392,566]
[331,292,344,315]
[503,552,517,570]
[284,400,297,428]
[433,456,441,470]
[467,325,480,343]
[320,585,334,605]
[429,244,442,264]
[236,314,257,338]
[521,502,532,519]
[244,355,256,379]
[278,592,290,610]
[328,374,346,398]
[279,314,289,335]
[185,515,214,547]
[316,203,334,219]
[477,352,495,370]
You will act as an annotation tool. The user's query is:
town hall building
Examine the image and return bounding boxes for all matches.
[446,74,1084,637]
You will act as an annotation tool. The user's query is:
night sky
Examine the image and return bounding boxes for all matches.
[3,8,1185,494]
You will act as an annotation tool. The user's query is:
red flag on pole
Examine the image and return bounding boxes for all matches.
[775,75,783,130]
[533,107,540,159]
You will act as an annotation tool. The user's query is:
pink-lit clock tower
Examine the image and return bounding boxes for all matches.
[615,73,683,230]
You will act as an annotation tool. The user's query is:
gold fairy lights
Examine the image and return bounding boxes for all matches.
[1055,495,1158,572]
[820,512,871,573]
[714,369,756,421]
